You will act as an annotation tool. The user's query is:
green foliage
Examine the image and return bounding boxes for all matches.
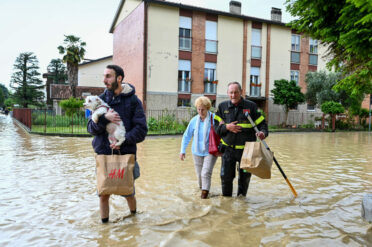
[47,58,67,84]
[305,71,345,105]
[10,52,45,108]
[321,101,344,115]
[4,98,15,108]
[271,79,305,111]
[147,114,187,133]
[0,90,4,107]
[58,35,86,64]
[0,84,9,99]
[285,0,372,97]
[59,97,84,117]
[335,119,352,130]
[32,111,87,127]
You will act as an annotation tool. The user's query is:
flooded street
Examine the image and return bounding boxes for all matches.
[1,114,371,246]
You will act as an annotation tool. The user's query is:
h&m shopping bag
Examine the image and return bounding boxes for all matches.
[240,141,273,179]
[95,154,135,196]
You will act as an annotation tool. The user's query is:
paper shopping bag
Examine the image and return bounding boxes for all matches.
[240,142,273,179]
[95,154,135,196]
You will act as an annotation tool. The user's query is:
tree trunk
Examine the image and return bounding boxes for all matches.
[321,113,325,129]
[67,63,78,98]
[283,110,289,127]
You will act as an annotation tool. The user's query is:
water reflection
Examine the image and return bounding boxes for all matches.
[0,114,371,246]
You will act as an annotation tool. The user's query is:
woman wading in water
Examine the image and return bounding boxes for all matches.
[180,96,218,199]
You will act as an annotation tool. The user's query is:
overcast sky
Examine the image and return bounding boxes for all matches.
[0,0,292,90]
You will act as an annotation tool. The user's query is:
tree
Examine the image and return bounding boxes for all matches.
[47,59,67,84]
[0,90,4,108]
[285,0,372,97]
[10,52,45,108]
[271,79,305,126]
[305,71,344,106]
[0,84,10,100]
[58,35,86,97]
[321,101,345,131]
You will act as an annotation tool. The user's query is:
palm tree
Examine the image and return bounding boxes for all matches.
[58,35,86,97]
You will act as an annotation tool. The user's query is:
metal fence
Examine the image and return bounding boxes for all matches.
[267,111,324,126]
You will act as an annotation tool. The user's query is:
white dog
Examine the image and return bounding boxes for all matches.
[83,95,126,147]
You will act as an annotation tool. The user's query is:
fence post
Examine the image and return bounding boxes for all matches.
[72,114,74,134]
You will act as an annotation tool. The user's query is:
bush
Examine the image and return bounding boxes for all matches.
[147,113,188,133]
[335,119,352,130]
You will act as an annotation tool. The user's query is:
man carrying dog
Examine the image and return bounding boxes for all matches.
[214,82,268,197]
[87,65,147,223]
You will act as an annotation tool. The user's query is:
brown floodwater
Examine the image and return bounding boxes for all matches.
[1,114,371,246]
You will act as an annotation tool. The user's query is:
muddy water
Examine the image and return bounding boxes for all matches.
[0,114,371,246]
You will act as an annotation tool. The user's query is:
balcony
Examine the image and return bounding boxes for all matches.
[204,81,217,94]
[178,79,191,93]
[250,84,261,97]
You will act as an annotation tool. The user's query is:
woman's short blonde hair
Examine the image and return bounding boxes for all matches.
[194,96,212,110]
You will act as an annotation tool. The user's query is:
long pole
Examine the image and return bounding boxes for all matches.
[245,112,298,198]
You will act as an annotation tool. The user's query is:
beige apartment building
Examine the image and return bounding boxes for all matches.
[110,0,330,124]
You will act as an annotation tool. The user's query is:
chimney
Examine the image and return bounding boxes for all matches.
[229,1,241,15]
[271,7,282,22]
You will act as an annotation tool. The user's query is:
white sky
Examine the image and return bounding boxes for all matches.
[0,0,292,90]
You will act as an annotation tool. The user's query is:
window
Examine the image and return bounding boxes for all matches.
[251,28,262,59]
[307,104,315,111]
[290,70,299,85]
[177,98,191,107]
[179,16,192,51]
[250,67,261,97]
[291,34,300,51]
[291,34,300,63]
[309,38,318,65]
[205,21,217,53]
[178,60,191,93]
[204,62,217,94]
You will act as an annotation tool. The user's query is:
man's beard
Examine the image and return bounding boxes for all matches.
[109,80,119,92]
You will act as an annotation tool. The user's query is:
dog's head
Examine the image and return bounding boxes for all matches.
[83,96,104,111]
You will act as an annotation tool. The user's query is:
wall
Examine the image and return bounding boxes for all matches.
[113,1,145,102]
[78,57,113,87]
[216,16,243,104]
[146,3,179,109]
[113,0,142,30]
[269,25,291,93]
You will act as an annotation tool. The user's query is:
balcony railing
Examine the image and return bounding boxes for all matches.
[250,84,261,97]
[204,81,217,94]
[179,37,192,51]
[178,79,191,93]
[205,40,218,54]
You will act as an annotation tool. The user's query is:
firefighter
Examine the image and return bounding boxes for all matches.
[214,82,268,197]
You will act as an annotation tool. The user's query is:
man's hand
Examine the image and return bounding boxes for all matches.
[226,121,242,133]
[105,109,121,125]
[179,153,185,161]
[256,131,266,140]
[110,143,121,150]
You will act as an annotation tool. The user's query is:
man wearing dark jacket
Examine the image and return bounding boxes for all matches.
[214,82,268,197]
[87,65,147,223]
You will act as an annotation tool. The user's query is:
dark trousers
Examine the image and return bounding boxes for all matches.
[220,147,252,197]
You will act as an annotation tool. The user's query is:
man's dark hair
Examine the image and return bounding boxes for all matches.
[106,65,125,82]
[227,81,242,91]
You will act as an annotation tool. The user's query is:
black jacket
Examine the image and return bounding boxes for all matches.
[214,98,268,149]
[87,83,148,155]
